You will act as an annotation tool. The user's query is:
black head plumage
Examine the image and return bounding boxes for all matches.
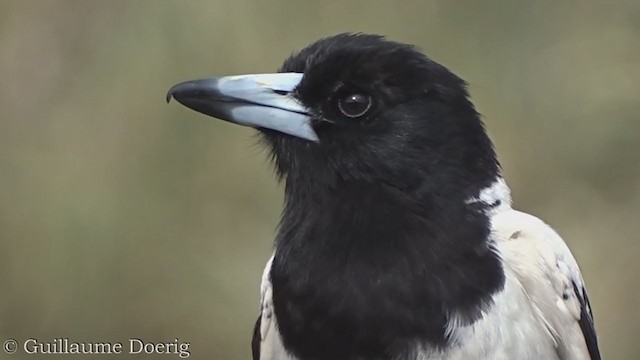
[263,34,499,202]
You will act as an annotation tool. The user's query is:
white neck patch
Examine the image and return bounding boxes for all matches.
[466,177,512,213]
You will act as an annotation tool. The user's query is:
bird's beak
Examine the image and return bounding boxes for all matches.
[166,73,318,142]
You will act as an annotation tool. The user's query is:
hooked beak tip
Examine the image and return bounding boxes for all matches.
[166,87,176,104]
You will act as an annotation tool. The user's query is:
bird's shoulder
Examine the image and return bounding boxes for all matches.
[490,209,601,360]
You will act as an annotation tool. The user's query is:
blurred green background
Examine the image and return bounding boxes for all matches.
[0,0,638,359]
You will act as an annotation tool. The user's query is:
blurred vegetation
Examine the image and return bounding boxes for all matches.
[0,0,638,359]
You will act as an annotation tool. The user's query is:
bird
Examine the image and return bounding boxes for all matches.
[167,33,601,360]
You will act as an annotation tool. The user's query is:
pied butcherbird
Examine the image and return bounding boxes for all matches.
[167,33,601,360]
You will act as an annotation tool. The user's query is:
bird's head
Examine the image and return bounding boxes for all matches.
[168,34,499,199]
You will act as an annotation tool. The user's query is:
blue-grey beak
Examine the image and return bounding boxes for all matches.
[166,73,318,142]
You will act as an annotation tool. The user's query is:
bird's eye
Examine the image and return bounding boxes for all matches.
[337,92,372,118]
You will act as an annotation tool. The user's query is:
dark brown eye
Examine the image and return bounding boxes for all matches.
[337,93,372,118]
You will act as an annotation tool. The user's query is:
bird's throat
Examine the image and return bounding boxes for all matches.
[270,179,505,360]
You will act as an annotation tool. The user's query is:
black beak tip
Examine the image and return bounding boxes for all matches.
[166,79,217,105]
[166,86,176,104]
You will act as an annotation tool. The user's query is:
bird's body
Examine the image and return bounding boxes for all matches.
[168,33,600,360]
[256,182,595,360]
